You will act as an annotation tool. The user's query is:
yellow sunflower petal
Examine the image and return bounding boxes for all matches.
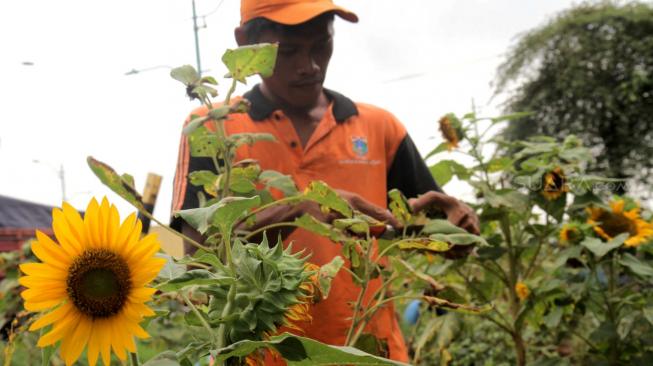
[19,262,68,280]
[125,233,160,264]
[106,204,121,250]
[610,200,624,214]
[21,287,67,303]
[62,202,87,244]
[131,265,165,287]
[125,321,150,339]
[84,198,102,248]
[52,208,82,257]
[24,299,63,312]
[97,319,113,366]
[128,287,157,303]
[32,231,71,269]
[87,323,101,366]
[30,302,74,331]
[63,315,92,366]
[115,213,137,255]
[108,317,127,361]
[121,219,144,257]
[98,198,111,249]
[37,309,81,346]
[19,276,66,290]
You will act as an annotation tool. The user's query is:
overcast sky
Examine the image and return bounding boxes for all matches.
[0,0,579,220]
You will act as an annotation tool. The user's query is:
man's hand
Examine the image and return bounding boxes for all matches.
[300,190,400,228]
[409,191,480,235]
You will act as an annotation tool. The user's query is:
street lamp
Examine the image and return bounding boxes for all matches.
[32,160,66,202]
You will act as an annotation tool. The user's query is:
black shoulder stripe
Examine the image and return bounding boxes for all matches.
[387,135,442,198]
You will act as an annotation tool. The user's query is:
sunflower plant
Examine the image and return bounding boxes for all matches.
[9,42,489,366]
[406,112,653,365]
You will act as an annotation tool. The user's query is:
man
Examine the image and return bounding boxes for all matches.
[172,0,479,362]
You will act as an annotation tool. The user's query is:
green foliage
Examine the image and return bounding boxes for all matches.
[412,111,653,365]
[496,1,653,194]
[214,332,410,366]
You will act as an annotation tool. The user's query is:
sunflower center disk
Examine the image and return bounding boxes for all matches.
[598,212,637,238]
[67,249,132,318]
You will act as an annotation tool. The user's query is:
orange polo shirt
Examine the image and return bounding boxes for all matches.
[172,85,439,362]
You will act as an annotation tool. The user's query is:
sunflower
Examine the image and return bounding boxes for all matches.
[20,197,165,366]
[559,224,582,245]
[515,282,529,301]
[438,115,459,151]
[541,167,569,201]
[245,262,320,366]
[587,199,653,247]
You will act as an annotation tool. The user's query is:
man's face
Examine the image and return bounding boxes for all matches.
[257,17,334,109]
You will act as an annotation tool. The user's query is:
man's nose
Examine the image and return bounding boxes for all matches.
[297,52,319,76]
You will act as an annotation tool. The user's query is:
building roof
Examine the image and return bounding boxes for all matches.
[0,195,54,229]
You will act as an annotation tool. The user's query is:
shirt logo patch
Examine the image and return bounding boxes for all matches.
[351,136,368,157]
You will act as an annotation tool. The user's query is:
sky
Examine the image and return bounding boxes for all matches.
[0,0,580,221]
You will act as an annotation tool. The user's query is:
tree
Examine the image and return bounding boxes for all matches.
[495,1,653,195]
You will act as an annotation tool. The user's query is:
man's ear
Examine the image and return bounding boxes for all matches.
[234,26,248,46]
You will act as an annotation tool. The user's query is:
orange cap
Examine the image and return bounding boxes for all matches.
[240,0,359,26]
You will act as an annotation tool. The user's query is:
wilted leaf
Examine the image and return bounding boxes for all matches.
[398,239,450,253]
[222,43,279,83]
[388,189,412,225]
[422,219,467,235]
[303,181,352,218]
[87,156,144,210]
[316,256,344,300]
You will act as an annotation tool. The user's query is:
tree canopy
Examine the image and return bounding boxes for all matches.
[496,1,653,195]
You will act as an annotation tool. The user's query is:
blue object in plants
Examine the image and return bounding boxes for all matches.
[404,299,421,325]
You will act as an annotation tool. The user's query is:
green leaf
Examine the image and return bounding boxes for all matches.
[353,334,389,358]
[229,132,277,148]
[424,142,449,160]
[421,219,467,235]
[581,234,627,259]
[142,351,182,366]
[157,269,234,292]
[156,253,186,281]
[429,233,487,246]
[484,189,529,212]
[213,196,261,233]
[188,126,221,158]
[317,256,344,300]
[222,43,279,83]
[175,204,219,234]
[293,214,350,244]
[40,327,56,366]
[303,181,352,218]
[430,160,453,187]
[170,65,200,85]
[183,115,210,136]
[620,253,653,277]
[259,170,298,196]
[213,332,410,365]
[87,156,145,210]
[486,157,513,173]
[643,306,653,326]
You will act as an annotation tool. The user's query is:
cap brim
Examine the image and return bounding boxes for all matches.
[249,2,358,26]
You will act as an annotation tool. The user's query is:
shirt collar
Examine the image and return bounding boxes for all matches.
[243,84,359,123]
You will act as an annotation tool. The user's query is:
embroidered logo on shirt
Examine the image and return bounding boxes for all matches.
[351,136,368,157]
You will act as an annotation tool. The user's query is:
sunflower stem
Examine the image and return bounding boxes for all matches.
[129,352,140,366]
[216,284,237,349]
[181,292,216,344]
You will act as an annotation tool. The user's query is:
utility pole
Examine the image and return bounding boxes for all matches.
[191,0,202,76]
